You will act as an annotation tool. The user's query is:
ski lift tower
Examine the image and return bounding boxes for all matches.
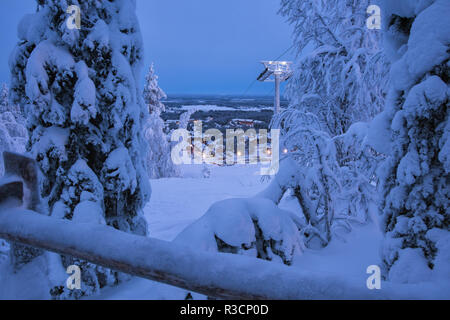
[257,61,292,114]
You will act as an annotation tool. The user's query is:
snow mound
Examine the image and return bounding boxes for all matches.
[175,196,303,266]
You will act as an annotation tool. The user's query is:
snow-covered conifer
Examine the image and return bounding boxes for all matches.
[143,64,166,115]
[271,1,388,247]
[9,0,151,297]
[333,122,381,225]
[272,112,342,247]
[143,64,179,179]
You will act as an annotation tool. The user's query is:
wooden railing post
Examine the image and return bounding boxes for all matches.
[1,151,44,269]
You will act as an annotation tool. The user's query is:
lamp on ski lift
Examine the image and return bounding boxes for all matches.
[257,61,292,114]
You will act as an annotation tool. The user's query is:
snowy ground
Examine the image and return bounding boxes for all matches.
[145,164,269,242]
[91,164,389,300]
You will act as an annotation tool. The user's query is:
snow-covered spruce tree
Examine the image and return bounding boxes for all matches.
[143,64,178,179]
[143,63,166,115]
[369,0,450,283]
[279,0,388,136]
[272,112,342,247]
[9,0,151,297]
[336,124,381,223]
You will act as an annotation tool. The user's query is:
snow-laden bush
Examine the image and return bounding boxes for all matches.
[369,0,449,283]
[175,194,304,266]
[0,84,29,274]
[143,64,167,115]
[0,240,8,264]
[143,64,179,179]
[272,113,340,247]
[9,0,150,298]
[271,111,382,247]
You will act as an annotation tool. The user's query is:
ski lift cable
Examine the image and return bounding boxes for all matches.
[242,44,296,96]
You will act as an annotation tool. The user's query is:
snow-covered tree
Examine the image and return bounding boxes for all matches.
[272,112,341,247]
[369,0,450,283]
[279,0,388,136]
[175,161,307,275]
[143,64,166,115]
[143,64,178,179]
[9,0,150,298]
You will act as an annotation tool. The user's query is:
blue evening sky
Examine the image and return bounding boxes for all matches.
[0,0,293,95]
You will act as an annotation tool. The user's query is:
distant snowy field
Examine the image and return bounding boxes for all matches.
[160,95,285,131]
[93,164,269,300]
[168,104,279,112]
